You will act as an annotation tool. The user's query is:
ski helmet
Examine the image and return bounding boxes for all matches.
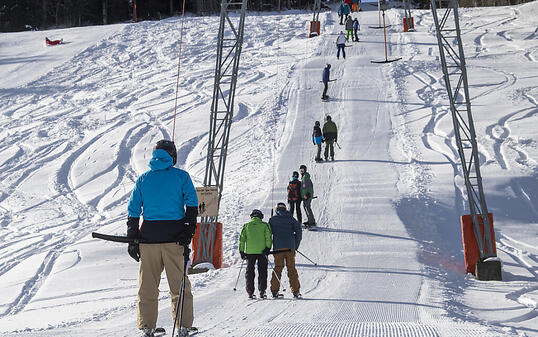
[315,121,320,126]
[326,115,332,121]
[292,171,299,178]
[250,209,264,219]
[327,63,331,69]
[154,139,177,165]
[299,164,307,172]
[275,202,287,212]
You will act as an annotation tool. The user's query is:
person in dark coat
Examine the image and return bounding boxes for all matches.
[322,63,331,100]
[312,121,323,161]
[287,171,302,224]
[322,115,338,161]
[300,164,316,227]
[269,202,302,298]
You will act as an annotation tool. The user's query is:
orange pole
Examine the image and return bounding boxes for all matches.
[134,1,137,22]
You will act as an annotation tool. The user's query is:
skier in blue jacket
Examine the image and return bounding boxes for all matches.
[127,139,199,337]
[312,121,323,161]
[322,63,331,100]
[268,202,302,298]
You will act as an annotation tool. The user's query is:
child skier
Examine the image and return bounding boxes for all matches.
[313,121,323,161]
[239,209,272,299]
[287,172,302,224]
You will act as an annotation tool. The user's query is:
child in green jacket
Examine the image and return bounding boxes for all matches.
[239,209,272,298]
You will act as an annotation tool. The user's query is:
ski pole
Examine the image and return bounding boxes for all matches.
[335,141,342,149]
[172,244,190,337]
[268,258,286,292]
[233,259,245,291]
[296,249,318,266]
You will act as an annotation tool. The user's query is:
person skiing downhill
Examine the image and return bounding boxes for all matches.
[268,203,302,299]
[239,209,272,299]
[336,31,347,60]
[127,139,199,337]
[345,16,354,41]
[287,171,302,224]
[322,63,331,100]
[299,165,316,227]
[353,18,360,42]
[313,121,323,161]
[323,115,338,161]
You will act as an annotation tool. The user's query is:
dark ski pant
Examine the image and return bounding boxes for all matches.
[354,28,359,41]
[322,81,328,99]
[245,254,268,295]
[337,44,346,59]
[303,197,316,224]
[289,199,302,224]
[138,243,193,329]
[325,140,335,159]
[271,249,300,294]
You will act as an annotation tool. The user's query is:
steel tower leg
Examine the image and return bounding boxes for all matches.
[430,0,501,280]
[195,0,247,267]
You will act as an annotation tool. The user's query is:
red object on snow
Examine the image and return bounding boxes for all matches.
[461,213,497,274]
[45,37,63,46]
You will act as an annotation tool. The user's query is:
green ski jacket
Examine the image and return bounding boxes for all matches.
[239,217,272,254]
[301,172,314,199]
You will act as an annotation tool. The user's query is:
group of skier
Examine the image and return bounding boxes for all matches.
[313,116,338,162]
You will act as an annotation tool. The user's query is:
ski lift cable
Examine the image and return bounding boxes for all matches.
[172,0,187,141]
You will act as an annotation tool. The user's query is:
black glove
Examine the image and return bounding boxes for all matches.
[185,206,198,226]
[178,223,197,246]
[305,192,311,199]
[126,217,140,262]
[126,217,140,238]
[128,243,140,262]
[263,247,271,256]
[240,251,247,260]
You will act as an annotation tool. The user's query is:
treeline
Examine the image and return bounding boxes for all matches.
[414,0,535,9]
[0,0,313,32]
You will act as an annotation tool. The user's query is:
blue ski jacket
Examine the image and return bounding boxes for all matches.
[127,149,198,242]
[269,209,302,250]
[322,66,330,83]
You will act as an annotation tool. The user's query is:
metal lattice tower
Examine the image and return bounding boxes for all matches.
[430,0,495,259]
[312,0,322,23]
[403,0,412,21]
[204,0,247,210]
[194,0,247,267]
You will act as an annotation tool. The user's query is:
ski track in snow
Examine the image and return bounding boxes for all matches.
[1,3,537,337]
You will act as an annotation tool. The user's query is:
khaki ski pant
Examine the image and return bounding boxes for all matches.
[270,249,300,294]
[137,243,193,329]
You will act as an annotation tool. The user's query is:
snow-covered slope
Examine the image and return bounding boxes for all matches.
[0,2,537,336]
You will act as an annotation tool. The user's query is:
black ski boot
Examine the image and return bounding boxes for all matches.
[272,291,284,299]
[293,292,302,299]
[248,292,256,299]
[260,291,267,299]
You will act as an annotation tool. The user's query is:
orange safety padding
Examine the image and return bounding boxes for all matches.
[191,222,223,269]
[309,21,320,37]
[403,17,414,32]
[461,213,496,274]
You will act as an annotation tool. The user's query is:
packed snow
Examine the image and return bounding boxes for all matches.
[0,1,537,336]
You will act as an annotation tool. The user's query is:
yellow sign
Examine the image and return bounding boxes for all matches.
[195,186,219,217]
